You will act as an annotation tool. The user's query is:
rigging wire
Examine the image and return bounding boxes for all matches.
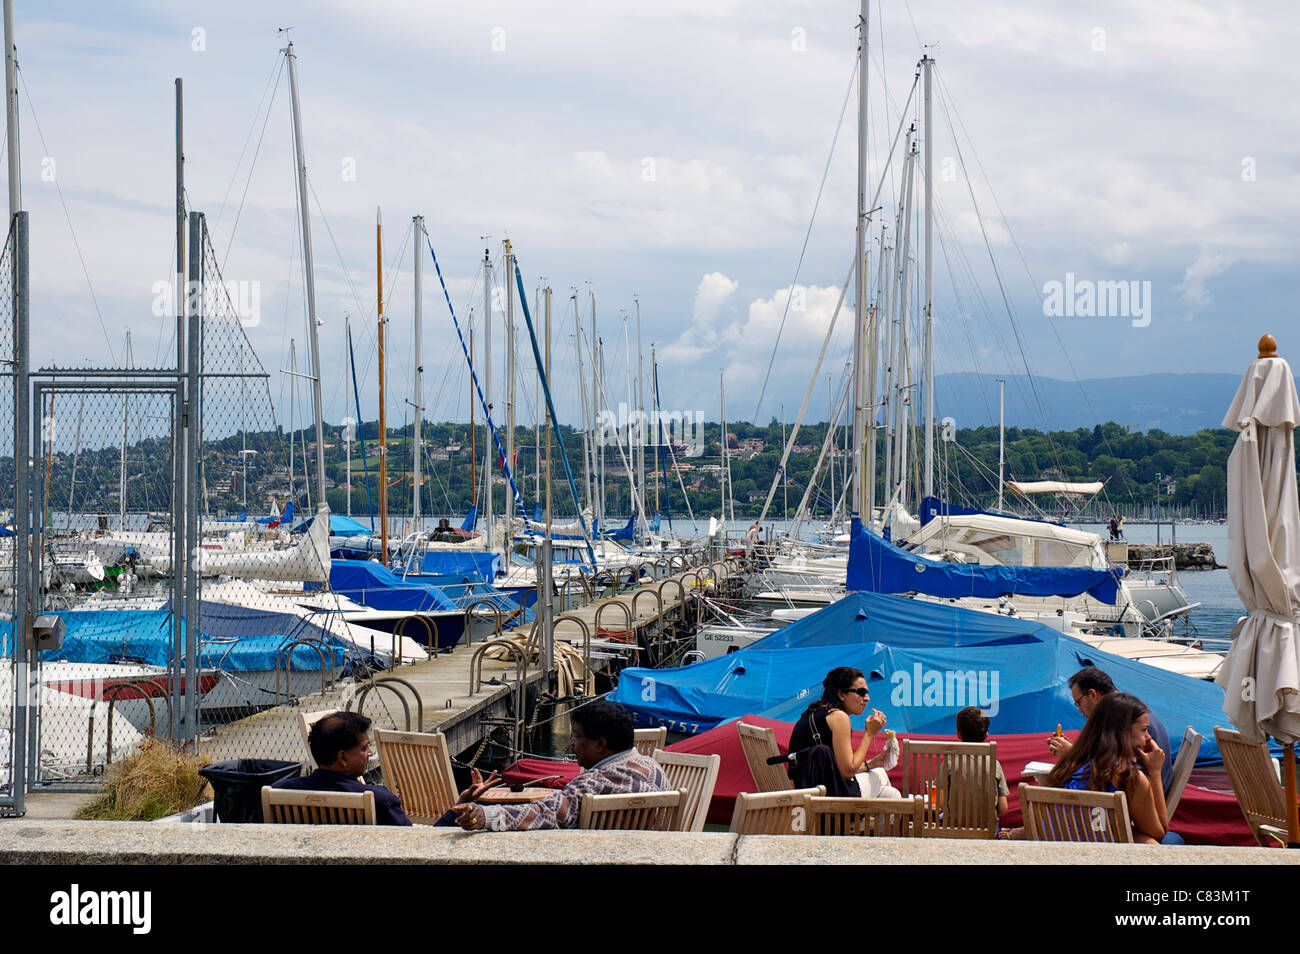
[16,66,117,364]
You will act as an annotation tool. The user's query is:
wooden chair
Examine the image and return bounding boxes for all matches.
[1018,783,1133,843]
[737,721,792,792]
[901,739,1000,838]
[296,708,339,771]
[634,727,667,757]
[1214,726,1289,846]
[1163,726,1202,818]
[577,789,686,831]
[260,787,377,825]
[729,786,825,835]
[652,749,721,832]
[373,728,459,825]
[803,794,924,837]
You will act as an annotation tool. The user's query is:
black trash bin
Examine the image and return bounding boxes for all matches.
[199,759,303,823]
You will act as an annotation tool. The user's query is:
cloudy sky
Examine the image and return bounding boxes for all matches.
[8,0,1297,433]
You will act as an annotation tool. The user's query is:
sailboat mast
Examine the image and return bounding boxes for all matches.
[119,329,132,531]
[284,41,327,509]
[483,249,494,552]
[635,297,646,536]
[504,238,515,548]
[574,293,591,511]
[922,53,935,502]
[852,0,871,527]
[377,208,388,558]
[289,337,296,504]
[345,315,352,517]
[413,215,424,526]
[469,314,475,519]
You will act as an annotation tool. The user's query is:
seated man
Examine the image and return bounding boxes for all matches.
[272,711,411,826]
[1046,667,1174,793]
[453,701,667,831]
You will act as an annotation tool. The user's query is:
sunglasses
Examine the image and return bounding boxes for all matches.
[845,687,869,698]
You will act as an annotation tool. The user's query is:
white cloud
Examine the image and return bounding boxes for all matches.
[1102,242,1130,265]
[1173,248,1234,315]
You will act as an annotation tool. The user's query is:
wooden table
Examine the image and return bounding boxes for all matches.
[477,787,554,804]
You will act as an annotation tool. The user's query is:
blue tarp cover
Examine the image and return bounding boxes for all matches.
[609,591,1238,764]
[329,559,523,618]
[846,524,1121,604]
[292,512,371,537]
[45,606,347,671]
[419,550,501,583]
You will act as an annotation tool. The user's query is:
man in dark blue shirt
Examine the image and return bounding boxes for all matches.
[272,711,411,826]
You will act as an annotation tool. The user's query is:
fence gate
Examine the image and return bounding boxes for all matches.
[26,378,184,787]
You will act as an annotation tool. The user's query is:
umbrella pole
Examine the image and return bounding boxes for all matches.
[1288,743,1300,847]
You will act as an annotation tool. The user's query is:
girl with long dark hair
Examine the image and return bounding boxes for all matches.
[1044,692,1178,845]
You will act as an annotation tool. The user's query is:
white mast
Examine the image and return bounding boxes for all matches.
[345,315,353,517]
[412,215,424,525]
[852,0,870,526]
[635,297,646,538]
[283,40,327,510]
[574,292,592,511]
[482,248,494,552]
[4,0,19,216]
[119,329,133,531]
[504,238,515,547]
[997,377,1006,511]
[922,53,935,502]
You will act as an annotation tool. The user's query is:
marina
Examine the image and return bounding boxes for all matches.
[0,1,1294,919]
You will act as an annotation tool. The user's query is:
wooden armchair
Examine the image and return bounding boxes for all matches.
[901,739,1000,838]
[373,728,459,825]
[1164,726,1202,818]
[296,708,339,771]
[577,789,686,831]
[634,727,668,757]
[261,787,377,825]
[729,786,825,835]
[802,795,925,837]
[652,749,721,832]
[1018,783,1133,842]
[737,721,792,792]
[1214,726,1288,846]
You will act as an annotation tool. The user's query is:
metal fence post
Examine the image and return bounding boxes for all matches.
[10,210,28,813]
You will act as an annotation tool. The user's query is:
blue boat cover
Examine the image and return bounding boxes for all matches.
[609,592,1242,764]
[45,605,348,672]
[292,512,372,537]
[920,495,1062,527]
[257,500,294,526]
[329,559,523,619]
[603,513,638,541]
[460,506,477,532]
[845,524,1121,604]
[419,550,501,583]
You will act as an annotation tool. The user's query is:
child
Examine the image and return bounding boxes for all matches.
[937,706,1009,824]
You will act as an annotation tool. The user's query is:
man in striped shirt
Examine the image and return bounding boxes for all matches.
[453,701,668,831]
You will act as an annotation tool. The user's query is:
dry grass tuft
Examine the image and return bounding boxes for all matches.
[76,738,212,822]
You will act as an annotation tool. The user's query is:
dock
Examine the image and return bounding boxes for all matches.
[198,560,743,767]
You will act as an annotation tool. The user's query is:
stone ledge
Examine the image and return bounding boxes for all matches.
[1,821,1296,865]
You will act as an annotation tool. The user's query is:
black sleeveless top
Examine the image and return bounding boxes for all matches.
[787,705,861,797]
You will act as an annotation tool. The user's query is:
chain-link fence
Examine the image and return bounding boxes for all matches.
[1,219,17,806]
[30,382,181,782]
[191,219,418,768]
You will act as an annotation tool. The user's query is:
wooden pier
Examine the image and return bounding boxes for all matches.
[198,559,743,768]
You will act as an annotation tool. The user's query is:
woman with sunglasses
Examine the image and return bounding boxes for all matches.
[1044,691,1181,845]
[787,666,893,796]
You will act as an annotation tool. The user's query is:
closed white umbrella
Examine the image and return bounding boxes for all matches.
[1214,334,1300,842]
